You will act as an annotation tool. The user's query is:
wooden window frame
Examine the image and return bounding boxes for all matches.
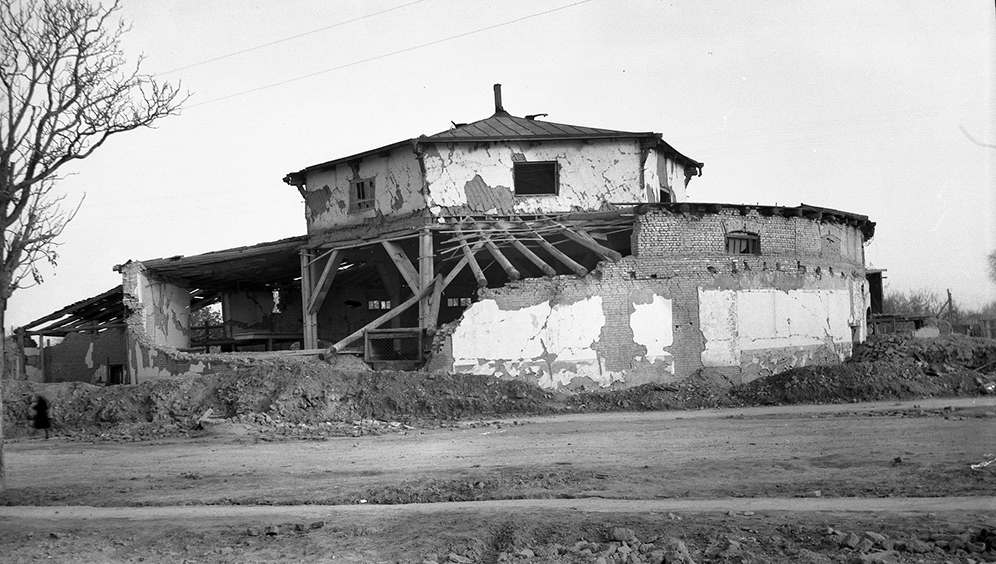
[349,177,375,212]
[513,161,559,196]
[725,231,761,255]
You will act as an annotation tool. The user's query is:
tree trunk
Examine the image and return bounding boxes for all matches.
[0,298,6,492]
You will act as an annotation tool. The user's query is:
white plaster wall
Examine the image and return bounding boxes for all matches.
[448,292,677,388]
[699,287,854,367]
[422,139,647,215]
[649,151,689,202]
[630,294,674,370]
[304,150,423,233]
[450,297,609,387]
[136,271,190,349]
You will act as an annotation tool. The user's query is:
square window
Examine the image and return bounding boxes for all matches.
[367,300,391,310]
[350,178,375,212]
[514,161,558,196]
[725,232,761,255]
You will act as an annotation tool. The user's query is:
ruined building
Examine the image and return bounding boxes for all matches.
[16,86,875,388]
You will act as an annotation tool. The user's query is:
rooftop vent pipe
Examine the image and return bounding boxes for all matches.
[493,83,509,116]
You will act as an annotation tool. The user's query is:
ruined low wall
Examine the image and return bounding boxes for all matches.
[428,204,871,388]
[42,330,128,384]
[126,337,238,384]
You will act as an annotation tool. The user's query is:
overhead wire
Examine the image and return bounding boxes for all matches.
[158,0,428,75]
[184,0,594,108]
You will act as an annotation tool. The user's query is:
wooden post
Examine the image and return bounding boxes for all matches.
[300,250,319,349]
[419,228,434,330]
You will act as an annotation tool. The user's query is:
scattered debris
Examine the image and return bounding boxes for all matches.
[970,454,996,470]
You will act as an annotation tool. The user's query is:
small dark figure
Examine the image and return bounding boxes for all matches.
[33,395,51,439]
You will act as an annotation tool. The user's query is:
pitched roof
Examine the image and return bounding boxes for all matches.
[424,111,656,142]
[284,111,701,183]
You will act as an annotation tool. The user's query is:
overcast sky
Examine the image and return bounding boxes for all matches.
[7,0,995,328]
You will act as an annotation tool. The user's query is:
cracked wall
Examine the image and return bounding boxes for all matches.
[303,149,423,236]
[435,262,683,390]
[433,205,870,389]
[421,139,648,216]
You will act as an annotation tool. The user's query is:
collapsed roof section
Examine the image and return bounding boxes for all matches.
[117,235,308,291]
[19,285,126,337]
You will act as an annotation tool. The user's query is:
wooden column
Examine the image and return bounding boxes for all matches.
[300,249,319,349]
[418,228,434,329]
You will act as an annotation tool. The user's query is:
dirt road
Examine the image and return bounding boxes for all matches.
[2,396,995,563]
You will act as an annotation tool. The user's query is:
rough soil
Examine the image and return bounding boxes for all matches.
[1,334,996,563]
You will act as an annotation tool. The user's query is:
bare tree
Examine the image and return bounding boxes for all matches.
[988,249,996,285]
[0,0,184,490]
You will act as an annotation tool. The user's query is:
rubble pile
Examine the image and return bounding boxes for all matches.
[409,522,996,564]
[1,358,558,439]
[567,369,738,412]
[3,334,994,439]
[730,334,996,406]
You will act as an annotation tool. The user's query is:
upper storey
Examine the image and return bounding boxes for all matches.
[283,85,703,240]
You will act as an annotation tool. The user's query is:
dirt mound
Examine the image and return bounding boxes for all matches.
[1,358,558,439]
[852,333,996,369]
[729,334,996,406]
[567,368,738,411]
[3,335,994,439]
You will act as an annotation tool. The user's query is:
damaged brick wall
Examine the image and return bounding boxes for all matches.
[429,205,870,389]
[39,329,127,384]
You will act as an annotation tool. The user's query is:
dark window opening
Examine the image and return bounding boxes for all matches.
[446,297,473,308]
[350,178,375,211]
[659,189,672,203]
[726,232,761,255]
[514,161,558,195]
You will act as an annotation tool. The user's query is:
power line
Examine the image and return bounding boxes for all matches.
[159,0,428,75]
[186,0,594,108]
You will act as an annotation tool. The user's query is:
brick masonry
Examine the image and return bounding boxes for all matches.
[428,204,872,388]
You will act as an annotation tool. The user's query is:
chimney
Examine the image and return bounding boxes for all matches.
[493,83,505,115]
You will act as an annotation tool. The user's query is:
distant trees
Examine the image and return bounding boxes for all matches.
[882,288,944,317]
[0,0,184,491]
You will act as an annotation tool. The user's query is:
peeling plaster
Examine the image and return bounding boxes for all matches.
[630,293,674,372]
[422,140,648,216]
[85,342,95,369]
[699,287,853,373]
[450,297,614,388]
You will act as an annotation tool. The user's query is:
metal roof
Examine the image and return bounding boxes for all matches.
[19,285,126,336]
[424,112,657,142]
[121,235,308,289]
[284,112,702,183]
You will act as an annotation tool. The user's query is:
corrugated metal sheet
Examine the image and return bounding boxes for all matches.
[424,113,655,142]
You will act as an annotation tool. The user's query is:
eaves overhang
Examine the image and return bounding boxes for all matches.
[283,115,703,186]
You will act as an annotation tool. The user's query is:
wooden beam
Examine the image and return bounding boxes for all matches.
[329,274,441,353]
[483,239,520,280]
[307,250,343,315]
[454,225,488,287]
[426,275,445,332]
[516,219,587,276]
[467,219,520,280]
[502,230,557,277]
[381,241,421,292]
[553,224,623,262]
[299,250,318,349]
[419,228,434,330]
